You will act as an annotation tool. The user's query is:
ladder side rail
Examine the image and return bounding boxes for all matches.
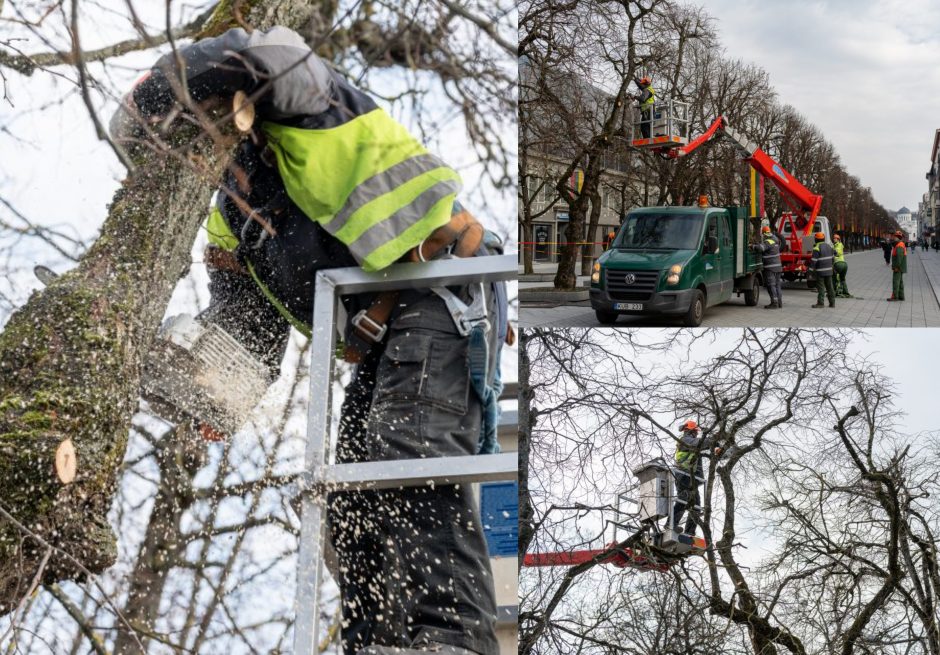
[294,270,341,655]
[293,254,516,655]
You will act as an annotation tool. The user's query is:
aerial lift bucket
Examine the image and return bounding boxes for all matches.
[522,457,708,575]
[630,98,690,151]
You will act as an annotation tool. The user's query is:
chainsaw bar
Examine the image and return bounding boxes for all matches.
[141,314,270,436]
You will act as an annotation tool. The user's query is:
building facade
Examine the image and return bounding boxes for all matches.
[927,129,940,239]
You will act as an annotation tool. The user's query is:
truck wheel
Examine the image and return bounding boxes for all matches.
[743,276,760,306]
[595,310,619,325]
[683,290,705,327]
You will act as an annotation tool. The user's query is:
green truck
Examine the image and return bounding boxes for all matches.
[590,205,763,327]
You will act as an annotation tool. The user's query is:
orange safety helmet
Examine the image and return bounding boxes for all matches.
[682,420,699,431]
[761,225,771,233]
[814,232,825,240]
[638,76,652,86]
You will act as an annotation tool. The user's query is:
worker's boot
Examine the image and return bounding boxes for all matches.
[357,644,480,655]
[764,299,778,309]
[812,303,825,308]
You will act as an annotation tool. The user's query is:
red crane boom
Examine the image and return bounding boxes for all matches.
[668,116,824,234]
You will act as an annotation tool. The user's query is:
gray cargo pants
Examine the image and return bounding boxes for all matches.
[328,294,499,655]
[764,269,782,305]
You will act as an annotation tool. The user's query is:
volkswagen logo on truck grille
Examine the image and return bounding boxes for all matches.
[624,273,636,284]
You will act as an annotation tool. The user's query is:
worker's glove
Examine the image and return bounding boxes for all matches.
[714,447,723,457]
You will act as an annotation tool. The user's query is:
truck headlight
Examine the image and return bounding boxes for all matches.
[666,264,682,285]
[592,261,600,284]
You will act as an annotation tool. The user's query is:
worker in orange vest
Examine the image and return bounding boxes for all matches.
[887,230,907,301]
[604,229,616,250]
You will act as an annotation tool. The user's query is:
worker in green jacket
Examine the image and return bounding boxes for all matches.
[833,234,850,297]
[811,232,836,308]
[888,230,907,301]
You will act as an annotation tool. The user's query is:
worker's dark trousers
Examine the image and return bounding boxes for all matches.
[764,270,782,305]
[672,471,701,536]
[328,299,499,655]
[640,108,651,138]
[892,271,905,300]
[834,261,849,295]
[816,275,835,306]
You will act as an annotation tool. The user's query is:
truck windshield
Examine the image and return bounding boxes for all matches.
[613,213,705,250]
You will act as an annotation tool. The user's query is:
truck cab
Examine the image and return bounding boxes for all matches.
[590,205,763,327]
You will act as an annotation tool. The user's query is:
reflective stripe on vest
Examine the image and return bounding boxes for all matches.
[813,243,833,273]
[262,109,462,272]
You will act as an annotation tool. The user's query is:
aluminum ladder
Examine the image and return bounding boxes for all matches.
[293,254,518,654]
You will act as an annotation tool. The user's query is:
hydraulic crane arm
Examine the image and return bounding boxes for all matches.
[667,116,824,231]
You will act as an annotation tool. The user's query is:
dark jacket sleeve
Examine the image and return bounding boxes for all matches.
[677,433,716,453]
[132,26,333,121]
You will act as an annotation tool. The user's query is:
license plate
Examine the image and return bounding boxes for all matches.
[614,302,643,311]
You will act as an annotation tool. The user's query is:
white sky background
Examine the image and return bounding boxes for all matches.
[693,0,940,212]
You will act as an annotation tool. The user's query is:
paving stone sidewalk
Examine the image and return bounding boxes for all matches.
[519,248,940,328]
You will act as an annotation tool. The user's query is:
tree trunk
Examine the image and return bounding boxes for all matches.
[0,0,311,614]
[580,189,602,276]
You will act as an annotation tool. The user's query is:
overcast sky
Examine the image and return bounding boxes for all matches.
[695,0,940,213]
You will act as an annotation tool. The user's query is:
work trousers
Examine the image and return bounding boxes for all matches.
[764,270,782,304]
[328,298,499,655]
[892,271,905,300]
[672,470,701,536]
[202,266,499,655]
[834,261,849,296]
[816,275,835,306]
[640,108,651,138]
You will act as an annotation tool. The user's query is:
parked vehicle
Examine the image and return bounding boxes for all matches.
[590,202,762,327]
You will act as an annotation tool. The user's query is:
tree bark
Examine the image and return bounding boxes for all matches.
[0,0,312,614]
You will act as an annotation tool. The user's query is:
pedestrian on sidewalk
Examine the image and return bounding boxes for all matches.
[911,240,917,253]
[833,234,850,297]
[888,230,907,301]
[753,225,783,308]
[881,239,892,265]
[811,232,836,308]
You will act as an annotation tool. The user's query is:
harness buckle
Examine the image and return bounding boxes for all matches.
[351,310,387,343]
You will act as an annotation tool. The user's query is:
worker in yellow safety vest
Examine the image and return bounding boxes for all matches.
[111,26,505,655]
[673,420,722,537]
[634,76,655,138]
[833,234,850,297]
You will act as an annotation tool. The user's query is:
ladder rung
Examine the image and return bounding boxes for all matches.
[306,452,517,492]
